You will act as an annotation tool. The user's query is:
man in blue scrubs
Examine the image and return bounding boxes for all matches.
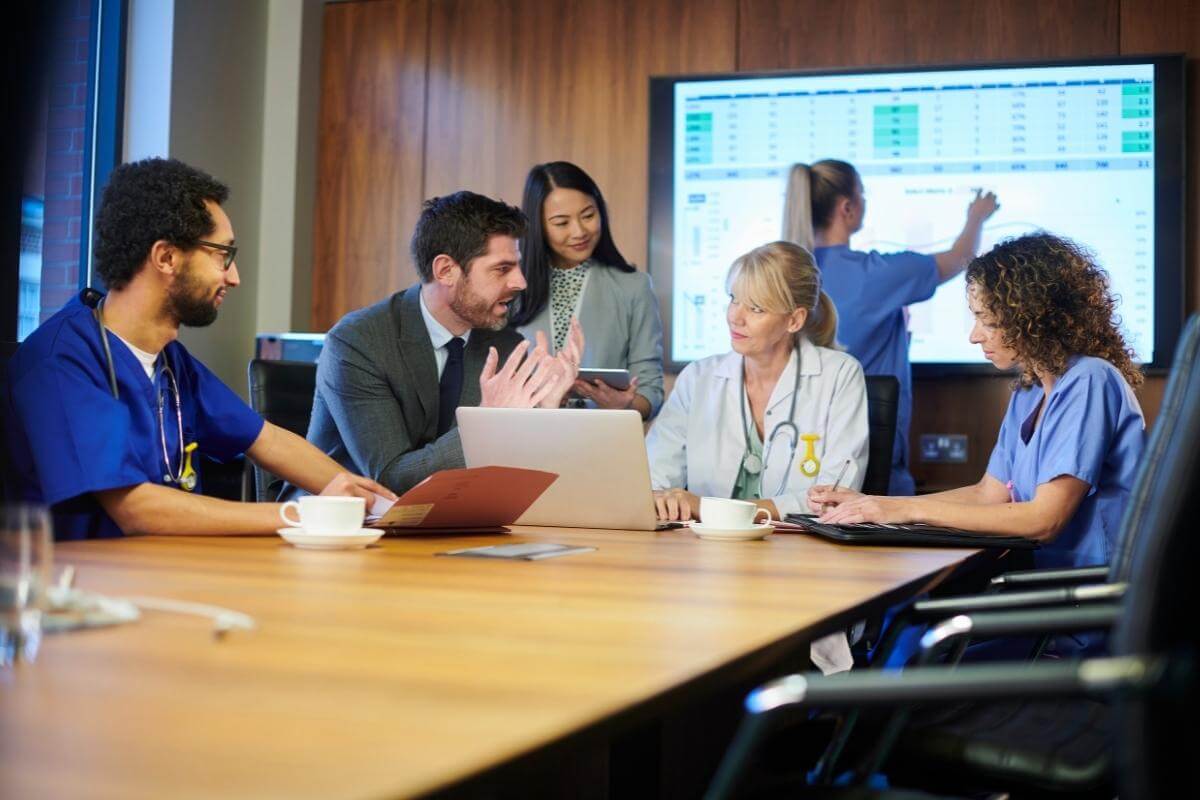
[808,160,998,495]
[3,158,393,539]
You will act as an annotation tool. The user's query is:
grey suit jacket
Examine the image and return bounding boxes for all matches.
[292,284,524,497]
[518,264,665,417]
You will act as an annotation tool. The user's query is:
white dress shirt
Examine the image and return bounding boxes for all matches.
[418,289,472,378]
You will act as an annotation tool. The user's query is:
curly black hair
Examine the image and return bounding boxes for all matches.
[93,158,229,290]
[410,191,526,282]
[965,232,1143,389]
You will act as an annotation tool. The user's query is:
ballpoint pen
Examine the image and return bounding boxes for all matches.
[822,459,852,515]
[829,458,852,494]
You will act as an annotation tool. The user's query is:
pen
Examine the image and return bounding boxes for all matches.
[821,459,852,516]
[829,459,852,493]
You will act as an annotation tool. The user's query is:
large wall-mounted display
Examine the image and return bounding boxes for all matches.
[649,56,1185,372]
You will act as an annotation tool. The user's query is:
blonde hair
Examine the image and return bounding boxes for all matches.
[726,241,839,348]
[783,160,861,248]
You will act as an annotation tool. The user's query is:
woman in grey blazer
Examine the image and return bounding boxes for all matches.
[510,161,665,419]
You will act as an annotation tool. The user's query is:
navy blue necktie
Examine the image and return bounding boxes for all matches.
[437,337,465,436]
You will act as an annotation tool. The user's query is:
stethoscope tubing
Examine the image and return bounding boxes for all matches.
[91,294,187,487]
[739,345,802,498]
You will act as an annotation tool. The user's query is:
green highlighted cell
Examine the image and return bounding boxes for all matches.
[685,112,713,132]
[873,104,918,156]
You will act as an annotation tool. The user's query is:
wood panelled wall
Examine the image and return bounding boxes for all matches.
[315,0,1199,489]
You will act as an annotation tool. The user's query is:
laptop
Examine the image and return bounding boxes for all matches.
[457,407,672,531]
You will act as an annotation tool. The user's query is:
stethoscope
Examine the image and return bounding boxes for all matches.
[86,290,197,491]
[738,346,821,497]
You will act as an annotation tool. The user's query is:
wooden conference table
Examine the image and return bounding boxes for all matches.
[0,526,994,799]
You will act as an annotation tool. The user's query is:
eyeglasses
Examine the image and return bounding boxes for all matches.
[196,240,238,270]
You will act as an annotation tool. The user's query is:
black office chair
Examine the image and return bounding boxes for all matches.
[862,376,899,496]
[707,315,1200,799]
[246,359,318,502]
[707,501,1196,799]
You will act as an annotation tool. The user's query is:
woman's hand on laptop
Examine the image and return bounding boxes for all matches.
[654,488,699,521]
[817,494,914,526]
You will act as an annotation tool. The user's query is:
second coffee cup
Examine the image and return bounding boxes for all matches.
[279,496,365,534]
[699,497,772,530]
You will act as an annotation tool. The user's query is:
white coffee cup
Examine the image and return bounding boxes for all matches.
[699,497,773,530]
[279,496,365,534]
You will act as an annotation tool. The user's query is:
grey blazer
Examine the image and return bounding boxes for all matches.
[518,264,665,417]
[291,284,524,498]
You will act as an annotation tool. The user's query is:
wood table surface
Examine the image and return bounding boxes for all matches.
[0,526,987,799]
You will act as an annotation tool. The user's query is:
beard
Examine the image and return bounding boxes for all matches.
[449,275,513,331]
[167,259,220,328]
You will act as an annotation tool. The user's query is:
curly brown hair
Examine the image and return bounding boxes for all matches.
[965,232,1143,390]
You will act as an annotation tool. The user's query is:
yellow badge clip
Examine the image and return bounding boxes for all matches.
[798,433,821,477]
[180,442,198,492]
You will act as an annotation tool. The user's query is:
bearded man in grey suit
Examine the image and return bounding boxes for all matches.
[294,191,583,498]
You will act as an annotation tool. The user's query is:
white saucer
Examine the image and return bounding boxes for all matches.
[276,528,383,550]
[691,522,773,542]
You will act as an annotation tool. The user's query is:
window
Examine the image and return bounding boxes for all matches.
[10,0,124,342]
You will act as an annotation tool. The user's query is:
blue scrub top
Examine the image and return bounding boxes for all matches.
[4,292,265,540]
[986,356,1145,570]
[814,245,938,495]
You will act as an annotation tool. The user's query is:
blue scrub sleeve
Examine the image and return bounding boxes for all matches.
[10,349,148,507]
[1033,375,1119,495]
[875,251,940,306]
[179,350,265,462]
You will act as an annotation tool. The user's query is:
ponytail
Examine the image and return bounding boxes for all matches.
[806,289,839,349]
[783,163,815,251]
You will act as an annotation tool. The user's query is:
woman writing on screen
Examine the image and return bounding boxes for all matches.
[647,240,869,524]
[509,161,664,419]
[785,159,999,495]
[811,232,1146,573]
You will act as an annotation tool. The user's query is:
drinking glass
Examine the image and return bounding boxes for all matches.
[1,505,54,667]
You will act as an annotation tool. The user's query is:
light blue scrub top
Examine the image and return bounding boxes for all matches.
[986,356,1145,570]
[4,292,265,540]
[814,245,938,495]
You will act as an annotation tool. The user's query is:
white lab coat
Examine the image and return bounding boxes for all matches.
[647,336,869,518]
[646,336,870,675]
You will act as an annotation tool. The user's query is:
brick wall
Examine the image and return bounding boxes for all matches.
[40,0,92,321]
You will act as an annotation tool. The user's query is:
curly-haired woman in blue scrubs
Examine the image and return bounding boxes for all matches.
[811,232,1146,573]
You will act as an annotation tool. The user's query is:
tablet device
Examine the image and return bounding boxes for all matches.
[576,368,632,391]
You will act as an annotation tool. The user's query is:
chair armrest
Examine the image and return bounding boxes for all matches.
[705,655,1159,800]
[918,604,1120,662]
[990,565,1110,590]
[912,582,1126,618]
[749,655,1153,712]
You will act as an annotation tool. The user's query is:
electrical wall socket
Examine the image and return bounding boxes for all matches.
[919,434,968,463]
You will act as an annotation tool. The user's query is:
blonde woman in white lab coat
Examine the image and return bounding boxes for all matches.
[647,240,870,674]
[647,240,869,523]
